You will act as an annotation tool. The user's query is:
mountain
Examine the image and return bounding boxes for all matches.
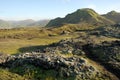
[10,19,50,27]
[0,19,49,28]
[10,19,35,27]
[0,20,13,28]
[103,11,120,23]
[46,8,114,27]
[28,20,50,27]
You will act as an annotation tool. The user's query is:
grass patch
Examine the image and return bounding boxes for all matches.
[0,34,77,54]
[0,68,25,80]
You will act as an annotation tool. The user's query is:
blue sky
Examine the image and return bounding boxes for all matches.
[0,0,120,20]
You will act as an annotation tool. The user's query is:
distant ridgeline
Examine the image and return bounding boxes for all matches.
[1,8,120,28]
[0,19,50,29]
[46,8,120,27]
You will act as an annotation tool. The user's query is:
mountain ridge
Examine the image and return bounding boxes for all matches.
[103,11,120,23]
[46,8,117,27]
[0,19,50,28]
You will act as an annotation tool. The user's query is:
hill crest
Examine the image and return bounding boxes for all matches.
[103,11,120,23]
[46,8,114,27]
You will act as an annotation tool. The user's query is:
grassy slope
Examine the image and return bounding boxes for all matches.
[0,24,95,54]
[0,35,78,54]
[0,27,80,54]
[46,8,114,27]
[0,24,119,54]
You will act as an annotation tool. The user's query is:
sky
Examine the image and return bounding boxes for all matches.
[0,0,120,20]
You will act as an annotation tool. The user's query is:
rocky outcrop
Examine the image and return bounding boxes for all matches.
[1,52,117,80]
[0,38,119,80]
[89,24,120,38]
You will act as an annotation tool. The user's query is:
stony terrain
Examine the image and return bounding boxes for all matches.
[89,24,120,38]
[0,36,119,80]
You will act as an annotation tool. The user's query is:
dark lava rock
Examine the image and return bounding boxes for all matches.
[0,38,119,80]
[84,40,120,79]
[0,51,116,80]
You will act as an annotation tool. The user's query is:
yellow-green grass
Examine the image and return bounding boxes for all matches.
[0,34,78,54]
[0,25,119,54]
[0,32,119,54]
[0,68,26,80]
[0,26,82,54]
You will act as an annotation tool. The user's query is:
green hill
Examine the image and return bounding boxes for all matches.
[46,8,114,27]
[103,11,120,23]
